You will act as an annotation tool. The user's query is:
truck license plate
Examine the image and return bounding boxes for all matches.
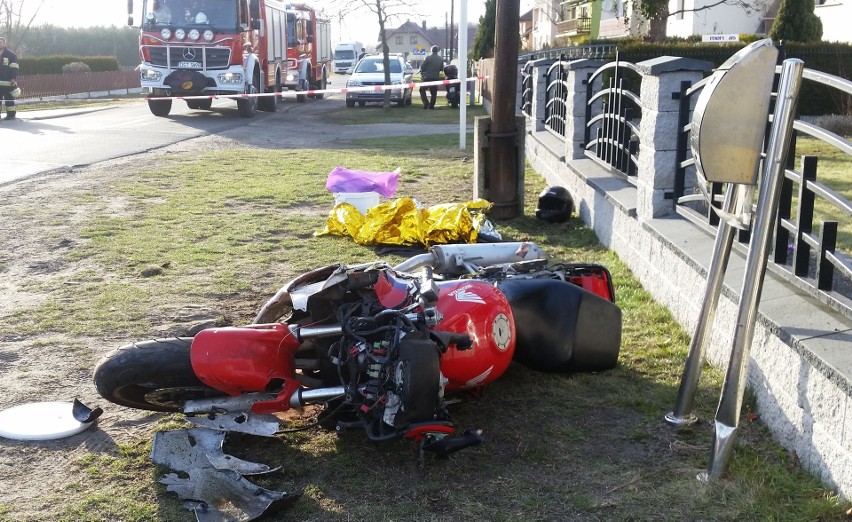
[178,61,202,68]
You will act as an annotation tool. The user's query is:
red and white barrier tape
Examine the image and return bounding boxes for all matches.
[145,76,486,101]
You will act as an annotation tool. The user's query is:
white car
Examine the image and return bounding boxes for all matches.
[345,55,414,108]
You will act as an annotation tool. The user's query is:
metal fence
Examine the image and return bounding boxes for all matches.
[672,66,852,317]
[15,70,140,101]
[521,60,534,118]
[519,44,616,64]
[584,55,641,179]
[544,58,569,138]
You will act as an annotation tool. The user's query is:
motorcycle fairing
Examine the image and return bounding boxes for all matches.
[191,323,300,396]
[498,277,621,372]
[561,263,617,303]
[373,269,414,309]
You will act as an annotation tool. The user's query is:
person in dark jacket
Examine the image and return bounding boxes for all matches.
[419,45,443,109]
[0,36,19,120]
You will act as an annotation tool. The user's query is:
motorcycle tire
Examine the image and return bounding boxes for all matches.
[93,337,222,412]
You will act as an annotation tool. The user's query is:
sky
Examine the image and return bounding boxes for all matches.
[26,0,532,50]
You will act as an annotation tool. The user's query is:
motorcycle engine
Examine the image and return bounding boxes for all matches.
[331,304,447,438]
[379,332,443,429]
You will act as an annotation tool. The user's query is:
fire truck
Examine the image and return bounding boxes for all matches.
[129,0,331,117]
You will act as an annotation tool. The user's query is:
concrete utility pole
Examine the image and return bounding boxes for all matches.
[487,0,521,219]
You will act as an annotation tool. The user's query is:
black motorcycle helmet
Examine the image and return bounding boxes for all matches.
[535,186,574,223]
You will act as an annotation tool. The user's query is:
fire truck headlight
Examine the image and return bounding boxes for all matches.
[218,72,243,85]
[175,28,186,40]
[203,30,214,41]
[141,69,162,82]
[160,28,172,40]
[189,29,200,41]
[286,73,296,82]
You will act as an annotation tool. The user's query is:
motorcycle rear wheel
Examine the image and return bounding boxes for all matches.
[93,337,222,412]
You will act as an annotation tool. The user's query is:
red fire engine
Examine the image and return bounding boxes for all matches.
[129,0,331,117]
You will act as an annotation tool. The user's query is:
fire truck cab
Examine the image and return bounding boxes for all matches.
[130,0,330,117]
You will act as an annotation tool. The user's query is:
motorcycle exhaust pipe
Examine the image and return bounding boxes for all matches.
[289,386,346,408]
[394,242,547,275]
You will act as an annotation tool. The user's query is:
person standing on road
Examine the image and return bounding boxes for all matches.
[419,45,443,110]
[0,36,20,121]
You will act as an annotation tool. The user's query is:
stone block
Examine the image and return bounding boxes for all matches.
[639,109,681,152]
[638,148,677,189]
[640,70,707,114]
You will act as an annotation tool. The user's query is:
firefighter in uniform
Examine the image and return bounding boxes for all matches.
[0,36,20,120]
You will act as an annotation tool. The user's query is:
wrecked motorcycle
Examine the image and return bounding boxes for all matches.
[93,242,622,456]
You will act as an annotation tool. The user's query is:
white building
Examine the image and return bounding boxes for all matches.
[816,0,852,42]
[666,0,773,38]
[531,0,558,49]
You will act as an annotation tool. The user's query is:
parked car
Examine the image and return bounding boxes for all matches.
[345,54,413,108]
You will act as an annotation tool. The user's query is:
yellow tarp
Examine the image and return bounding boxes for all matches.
[315,197,493,247]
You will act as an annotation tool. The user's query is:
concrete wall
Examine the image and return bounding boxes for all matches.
[522,56,852,500]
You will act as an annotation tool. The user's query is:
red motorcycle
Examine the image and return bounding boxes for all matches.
[93,242,621,457]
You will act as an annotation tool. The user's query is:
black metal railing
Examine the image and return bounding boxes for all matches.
[521,61,534,118]
[518,44,615,64]
[673,66,852,317]
[544,56,569,138]
[584,55,641,179]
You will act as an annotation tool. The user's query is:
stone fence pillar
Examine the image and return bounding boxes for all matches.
[635,57,713,220]
[529,58,555,132]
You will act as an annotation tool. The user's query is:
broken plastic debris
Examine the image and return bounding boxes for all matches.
[151,428,300,521]
[0,399,101,441]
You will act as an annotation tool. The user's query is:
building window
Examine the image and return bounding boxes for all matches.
[410,35,418,44]
[396,35,403,45]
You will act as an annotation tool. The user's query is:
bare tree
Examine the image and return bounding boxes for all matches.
[325,0,422,108]
[0,0,45,50]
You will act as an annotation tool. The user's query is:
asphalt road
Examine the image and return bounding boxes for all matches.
[0,73,472,187]
[0,77,352,187]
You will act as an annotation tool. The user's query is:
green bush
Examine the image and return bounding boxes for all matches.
[18,55,120,75]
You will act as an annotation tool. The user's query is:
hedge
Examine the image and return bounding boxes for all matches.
[593,39,852,116]
[18,55,120,75]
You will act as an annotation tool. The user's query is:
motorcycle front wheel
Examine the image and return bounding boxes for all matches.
[93,337,222,412]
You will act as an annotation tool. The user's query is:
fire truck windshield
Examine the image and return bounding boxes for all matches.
[144,0,238,29]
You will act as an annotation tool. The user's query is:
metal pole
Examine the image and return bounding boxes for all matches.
[665,185,739,427]
[450,0,455,62]
[705,58,804,481]
[488,0,521,219]
[459,0,468,150]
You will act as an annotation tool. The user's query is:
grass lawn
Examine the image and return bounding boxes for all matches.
[0,114,848,521]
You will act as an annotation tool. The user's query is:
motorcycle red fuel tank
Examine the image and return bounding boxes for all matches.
[191,323,300,395]
[436,280,516,391]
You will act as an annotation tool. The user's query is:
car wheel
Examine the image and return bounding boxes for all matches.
[346,99,355,108]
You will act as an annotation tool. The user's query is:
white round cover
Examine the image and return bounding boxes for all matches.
[0,402,94,441]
